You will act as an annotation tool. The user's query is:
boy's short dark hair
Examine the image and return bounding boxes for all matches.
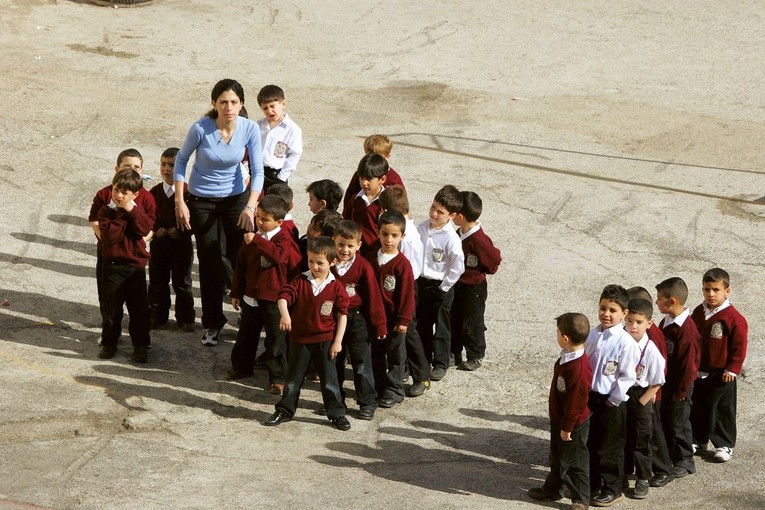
[434,184,463,214]
[112,169,144,193]
[258,194,289,221]
[627,298,653,320]
[356,153,389,180]
[116,148,143,167]
[655,277,689,304]
[310,209,343,237]
[458,191,482,222]
[307,236,337,263]
[267,183,294,205]
[161,147,179,159]
[556,312,590,345]
[377,210,406,234]
[257,84,285,105]
[306,179,343,211]
[600,284,629,311]
[363,134,393,157]
[702,267,730,288]
[379,185,409,215]
[334,220,362,241]
[626,286,652,302]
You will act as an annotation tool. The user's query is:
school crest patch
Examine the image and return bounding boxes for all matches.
[383,275,396,292]
[320,301,333,316]
[260,256,272,268]
[466,254,479,268]
[345,283,356,297]
[604,360,618,376]
[710,322,724,339]
[665,339,675,357]
[556,375,566,392]
[636,364,645,380]
[431,248,444,263]
[274,141,288,158]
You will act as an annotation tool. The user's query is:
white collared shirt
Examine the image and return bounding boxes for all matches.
[107,199,137,210]
[376,250,397,267]
[163,182,175,198]
[584,323,641,404]
[354,187,383,206]
[305,270,335,296]
[258,113,303,181]
[702,299,730,320]
[661,307,690,328]
[417,219,464,292]
[400,217,424,279]
[633,334,666,388]
[560,348,585,365]
[458,222,481,241]
[335,255,356,277]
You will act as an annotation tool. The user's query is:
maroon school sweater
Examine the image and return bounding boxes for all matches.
[278,274,349,344]
[647,323,668,402]
[332,256,388,338]
[97,204,153,268]
[659,316,700,400]
[90,184,156,241]
[367,252,415,332]
[343,167,404,210]
[458,226,502,285]
[281,219,300,244]
[149,182,190,232]
[691,304,748,375]
[231,229,296,303]
[343,194,383,255]
[549,353,592,433]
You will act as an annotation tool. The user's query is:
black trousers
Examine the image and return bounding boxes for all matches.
[231,299,286,384]
[187,192,247,329]
[691,372,737,448]
[625,386,654,480]
[96,251,123,334]
[336,309,377,410]
[147,237,195,324]
[588,392,626,496]
[276,339,345,420]
[262,166,287,195]
[651,400,673,477]
[450,280,488,362]
[416,278,453,370]
[661,383,695,472]
[405,282,431,383]
[372,330,406,401]
[100,262,150,348]
[544,418,591,506]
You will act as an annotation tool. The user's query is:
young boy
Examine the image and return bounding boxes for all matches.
[266,183,299,243]
[228,195,298,394]
[690,268,748,463]
[297,209,343,275]
[528,312,592,510]
[584,284,640,507]
[367,211,416,407]
[342,153,388,256]
[264,237,351,431]
[96,169,154,362]
[379,185,431,396]
[257,85,303,193]
[307,179,344,213]
[332,221,388,419]
[88,149,156,343]
[416,185,465,381]
[655,277,700,478]
[623,298,666,500]
[451,191,502,370]
[343,134,405,210]
[147,147,195,331]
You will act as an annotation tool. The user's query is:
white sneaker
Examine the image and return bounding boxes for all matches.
[713,447,732,462]
[692,443,708,455]
[201,329,220,346]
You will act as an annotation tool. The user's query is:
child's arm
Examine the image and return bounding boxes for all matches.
[609,338,640,406]
[279,126,303,182]
[230,297,240,311]
[724,312,748,381]
[278,298,291,331]
[329,314,347,359]
[673,328,700,401]
[90,221,101,240]
[639,384,661,406]
[439,236,465,292]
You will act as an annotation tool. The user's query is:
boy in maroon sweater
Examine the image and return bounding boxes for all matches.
[367,211,415,408]
[88,149,156,343]
[228,195,299,393]
[307,179,343,214]
[147,148,195,331]
[528,312,592,510]
[690,268,748,463]
[655,277,701,478]
[97,169,154,363]
[342,153,388,257]
[267,183,299,243]
[450,191,502,371]
[342,134,405,211]
[332,221,387,420]
[265,237,351,431]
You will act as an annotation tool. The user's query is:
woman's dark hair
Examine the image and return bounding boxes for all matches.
[206,79,245,119]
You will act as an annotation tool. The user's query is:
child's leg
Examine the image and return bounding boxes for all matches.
[371,333,388,398]
[124,267,151,348]
[382,331,407,402]
[98,251,123,339]
[630,392,654,481]
[650,400,674,482]
[262,301,288,386]
[560,418,591,505]
[170,238,195,325]
[709,373,737,448]
[230,301,263,374]
[670,386,696,472]
[276,341,311,418]
[405,318,432,385]
[415,278,436,363]
[588,393,626,496]
[431,286,454,372]
[147,240,171,325]
[345,311,377,410]
[460,280,488,362]
[312,340,346,419]
[690,375,712,446]
[449,283,466,363]
[100,263,128,347]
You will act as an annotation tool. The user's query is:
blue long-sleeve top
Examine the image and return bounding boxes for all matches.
[174,115,264,197]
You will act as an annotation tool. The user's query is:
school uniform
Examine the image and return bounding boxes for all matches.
[690,300,748,449]
[148,182,194,326]
[416,219,465,372]
[280,215,300,244]
[258,113,302,192]
[275,272,349,420]
[659,309,700,473]
[584,323,640,497]
[542,349,592,506]
[400,218,431,384]
[646,323,673,481]
[343,166,404,211]
[625,335,666,481]
[332,255,387,411]
[450,223,501,363]
[342,189,384,256]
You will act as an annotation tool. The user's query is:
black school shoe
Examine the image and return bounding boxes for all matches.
[131,346,148,363]
[264,410,291,426]
[358,408,375,420]
[527,487,562,501]
[592,492,624,507]
[458,359,482,371]
[98,345,117,359]
[649,472,673,487]
[330,416,351,431]
[408,380,431,397]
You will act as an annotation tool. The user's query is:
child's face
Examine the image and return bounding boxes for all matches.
[624,312,652,341]
[306,222,320,239]
[260,99,286,125]
[702,280,730,308]
[654,293,672,315]
[159,156,175,185]
[378,223,404,254]
[116,156,143,175]
[307,251,333,279]
[307,192,325,214]
[428,200,456,229]
[255,208,283,233]
[211,90,243,122]
[359,176,384,198]
[598,299,627,328]
[112,186,138,207]
[334,235,361,263]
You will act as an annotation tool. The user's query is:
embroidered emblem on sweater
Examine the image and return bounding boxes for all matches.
[383,275,396,291]
[556,375,566,392]
[260,256,272,268]
[345,283,356,297]
[320,301,333,316]
[274,141,288,158]
[466,254,478,268]
[710,322,723,339]
[665,339,675,357]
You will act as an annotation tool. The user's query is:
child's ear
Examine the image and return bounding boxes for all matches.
[276,218,284,225]
[380,175,387,184]
[319,199,327,209]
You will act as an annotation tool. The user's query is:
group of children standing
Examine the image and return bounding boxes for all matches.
[531,273,748,509]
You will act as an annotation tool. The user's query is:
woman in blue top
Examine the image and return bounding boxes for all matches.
[174,79,264,346]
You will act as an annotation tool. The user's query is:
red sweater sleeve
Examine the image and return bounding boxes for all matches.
[692,305,748,374]
[662,319,700,400]
[358,259,388,338]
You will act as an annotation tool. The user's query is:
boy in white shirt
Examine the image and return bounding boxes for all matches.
[256,85,303,192]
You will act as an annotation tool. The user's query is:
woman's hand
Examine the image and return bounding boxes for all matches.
[176,201,191,231]
[238,207,255,232]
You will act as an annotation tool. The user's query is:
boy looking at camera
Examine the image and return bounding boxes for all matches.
[257,85,303,193]
[342,153,389,255]
[343,134,405,210]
